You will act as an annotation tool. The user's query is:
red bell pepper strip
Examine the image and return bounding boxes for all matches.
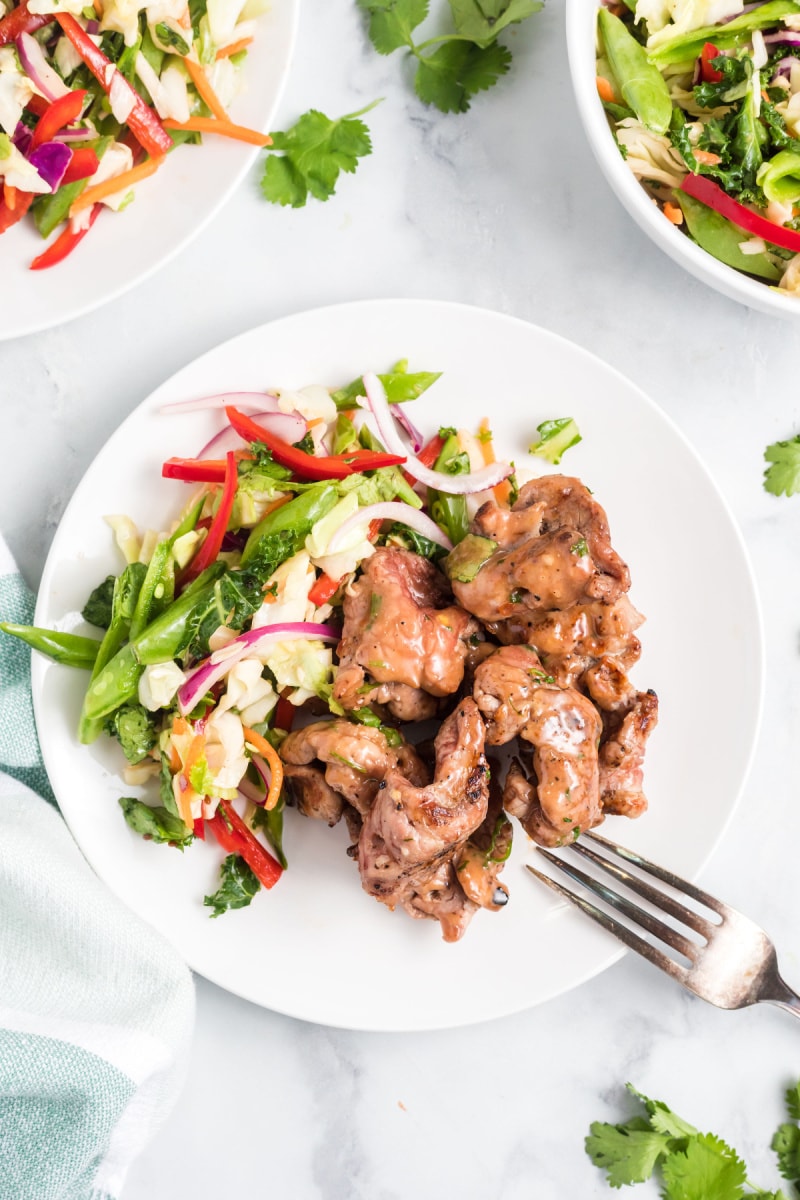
[29,203,101,270]
[225,406,407,480]
[207,799,283,889]
[308,572,343,607]
[699,42,724,84]
[0,0,52,45]
[60,146,99,185]
[273,694,295,732]
[55,14,173,158]
[31,89,87,150]
[0,189,34,235]
[163,457,229,483]
[680,172,800,254]
[181,450,238,584]
[417,432,447,468]
[193,817,205,840]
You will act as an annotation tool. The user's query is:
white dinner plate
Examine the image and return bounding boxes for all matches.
[1,0,298,343]
[31,299,764,1031]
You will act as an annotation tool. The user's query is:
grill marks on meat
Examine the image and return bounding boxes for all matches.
[452,476,631,623]
[333,548,479,721]
[474,645,603,845]
[358,699,491,942]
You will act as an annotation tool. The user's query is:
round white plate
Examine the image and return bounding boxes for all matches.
[32,299,764,1031]
[0,0,298,343]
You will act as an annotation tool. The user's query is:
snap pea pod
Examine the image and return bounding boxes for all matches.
[0,623,100,668]
[648,0,800,66]
[240,482,338,567]
[79,561,148,744]
[427,431,470,546]
[598,8,672,135]
[80,562,226,733]
[757,149,800,206]
[331,370,442,411]
[128,493,205,640]
[675,193,783,281]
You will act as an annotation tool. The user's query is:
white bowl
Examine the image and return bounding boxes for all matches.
[566,0,800,318]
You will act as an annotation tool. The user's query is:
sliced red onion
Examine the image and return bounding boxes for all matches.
[54,127,98,142]
[160,391,282,414]
[717,0,767,21]
[772,56,797,79]
[392,404,424,453]
[177,621,339,715]
[85,18,100,32]
[362,372,512,496]
[196,409,307,458]
[12,121,32,156]
[327,501,453,553]
[16,32,71,101]
[238,774,266,805]
[28,141,71,191]
[762,30,800,44]
[250,754,272,796]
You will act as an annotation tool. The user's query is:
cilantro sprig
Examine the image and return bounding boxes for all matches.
[586,1082,799,1198]
[763,433,800,498]
[357,0,543,113]
[261,100,381,208]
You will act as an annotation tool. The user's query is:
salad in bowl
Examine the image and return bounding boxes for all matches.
[570,0,800,312]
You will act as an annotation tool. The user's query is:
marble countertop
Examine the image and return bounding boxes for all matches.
[3,0,800,1196]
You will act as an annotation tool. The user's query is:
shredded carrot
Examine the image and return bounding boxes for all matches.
[478,417,511,505]
[243,726,284,810]
[3,184,17,210]
[762,88,771,103]
[163,116,272,146]
[69,155,164,215]
[216,35,253,60]
[693,150,722,166]
[663,201,683,225]
[184,56,228,121]
[307,417,325,429]
[596,76,615,104]
[342,408,356,421]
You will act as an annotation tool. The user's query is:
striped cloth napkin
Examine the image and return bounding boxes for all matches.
[0,536,195,1200]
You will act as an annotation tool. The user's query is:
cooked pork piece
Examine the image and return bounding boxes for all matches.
[452,475,631,622]
[583,662,659,818]
[473,644,603,846]
[281,720,429,820]
[333,547,480,720]
[358,698,490,941]
[453,777,512,911]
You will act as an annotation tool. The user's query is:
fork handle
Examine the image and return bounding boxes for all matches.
[767,975,800,1020]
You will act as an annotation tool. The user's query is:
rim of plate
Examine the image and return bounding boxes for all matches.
[31,299,766,1030]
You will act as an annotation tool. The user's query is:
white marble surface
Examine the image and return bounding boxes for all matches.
[4,0,800,1195]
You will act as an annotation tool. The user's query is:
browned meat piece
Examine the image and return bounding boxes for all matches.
[487,595,644,680]
[583,663,659,818]
[358,698,490,941]
[281,720,429,820]
[453,773,512,911]
[333,547,480,720]
[453,475,631,622]
[473,645,603,846]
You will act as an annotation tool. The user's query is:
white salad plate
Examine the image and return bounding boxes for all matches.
[0,0,298,343]
[32,298,764,1032]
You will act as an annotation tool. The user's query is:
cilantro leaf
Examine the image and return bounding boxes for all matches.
[585,1118,672,1187]
[414,40,511,112]
[204,853,261,917]
[448,0,542,47]
[785,1081,800,1123]
[358,0,428,53]
[627,1085,699,1140]
[772,1122,800,1183]
[764,434,800,497]
[261,102,379,208]
[660,1132,747,1200]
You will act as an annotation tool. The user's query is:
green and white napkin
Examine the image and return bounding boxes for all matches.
[0,537,195,1200]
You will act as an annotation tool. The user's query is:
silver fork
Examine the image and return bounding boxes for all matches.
[527,830,800,1019]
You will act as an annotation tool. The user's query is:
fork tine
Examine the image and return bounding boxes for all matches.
[532,848,701,961]
[526,862,690,984]
[584,831,728,918]
[571,838,716,941]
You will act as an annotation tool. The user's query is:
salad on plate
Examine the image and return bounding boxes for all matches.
[0,0,270,268]
[3,365,657,941]
[596,0,800,295]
